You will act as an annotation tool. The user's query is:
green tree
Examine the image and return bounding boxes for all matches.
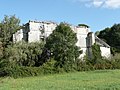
[97,27,111,44]
[0,15,21,47]
[45,23,81,71]
[0,40,3,59]
[110,24,120,48]
[97,24,120,53]
[95,31,100,36]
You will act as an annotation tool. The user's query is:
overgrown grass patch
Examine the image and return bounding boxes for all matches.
[0,70,120,90]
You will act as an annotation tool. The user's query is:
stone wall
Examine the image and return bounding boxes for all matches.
[27,21,57,42]
[100,47,111,58]
[13,29,23,42]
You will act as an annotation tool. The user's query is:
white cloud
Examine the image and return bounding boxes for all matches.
[104,0,120,9]
[74,0,120,9]
[93,0,103,7]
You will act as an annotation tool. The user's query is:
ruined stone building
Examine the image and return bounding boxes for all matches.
[13,20,57,42]
[13,20,111,58]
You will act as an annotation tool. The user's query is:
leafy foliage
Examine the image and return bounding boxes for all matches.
[0,15,21,47]
[45,23,81,71]
[1,66,43,78]
[78,24,89,28]
[92,43,102,61]
[4,41,44,67]
[0,41,3,59]
[97,24,120,53]
[41,59,56,74]
[85,43,111,70]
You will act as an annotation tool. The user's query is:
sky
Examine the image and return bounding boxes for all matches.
[0,0,120,32]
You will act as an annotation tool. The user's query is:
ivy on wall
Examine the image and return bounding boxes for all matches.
[91,43,102,64]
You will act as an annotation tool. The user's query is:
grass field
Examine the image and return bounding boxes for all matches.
[0,70,120,90]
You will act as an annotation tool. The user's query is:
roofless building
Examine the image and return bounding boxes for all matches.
[13,20,111,58]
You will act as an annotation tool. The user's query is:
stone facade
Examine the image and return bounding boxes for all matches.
[13,20,111,58]
[72,26,91,58]
[86,32,111,58]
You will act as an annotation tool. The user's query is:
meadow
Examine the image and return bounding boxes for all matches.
[0,70,120,90]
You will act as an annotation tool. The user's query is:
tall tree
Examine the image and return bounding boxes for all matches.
[97,27,111,43]
[97,24,120,53]
[0,15,21,47]
[45,23,81,71]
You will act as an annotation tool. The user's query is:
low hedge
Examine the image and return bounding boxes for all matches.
[1,66,43,78]
[1,58,120,78]
[0,59,58,78]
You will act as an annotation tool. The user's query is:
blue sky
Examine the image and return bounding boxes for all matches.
[0,0,120,32]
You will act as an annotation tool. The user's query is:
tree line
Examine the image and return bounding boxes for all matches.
[96,24,120,54]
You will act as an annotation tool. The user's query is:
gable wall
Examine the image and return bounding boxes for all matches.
[100,47,111,58]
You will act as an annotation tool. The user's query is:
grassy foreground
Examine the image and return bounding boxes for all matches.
[0,70,120,90]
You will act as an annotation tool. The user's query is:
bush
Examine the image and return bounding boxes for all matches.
[0,59,64,78]
[111,59,120,69]
[0,59,57,78]
[41,59,56,74]
[76,61,93,71]
[2,53,120,78]
[41,58,65,74]
[0,68,8,77]
[0,66,43,78]
[74,58,94,71]
[4,41,44,67]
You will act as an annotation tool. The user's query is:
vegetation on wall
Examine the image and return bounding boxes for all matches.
[78,24,89,28]
[91,43,102,63]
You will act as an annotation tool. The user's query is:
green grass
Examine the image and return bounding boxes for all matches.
[0,70,120,90]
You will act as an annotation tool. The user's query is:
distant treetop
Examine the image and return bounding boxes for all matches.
[78,24,89,28]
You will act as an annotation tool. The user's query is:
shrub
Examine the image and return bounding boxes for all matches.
[91,43,102,64]
[74,58,94,71]
[4,41,44,67]
[111,59,120,69]
[0,66,43,78]
[0,58,66,78]
[41,59,56,74]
